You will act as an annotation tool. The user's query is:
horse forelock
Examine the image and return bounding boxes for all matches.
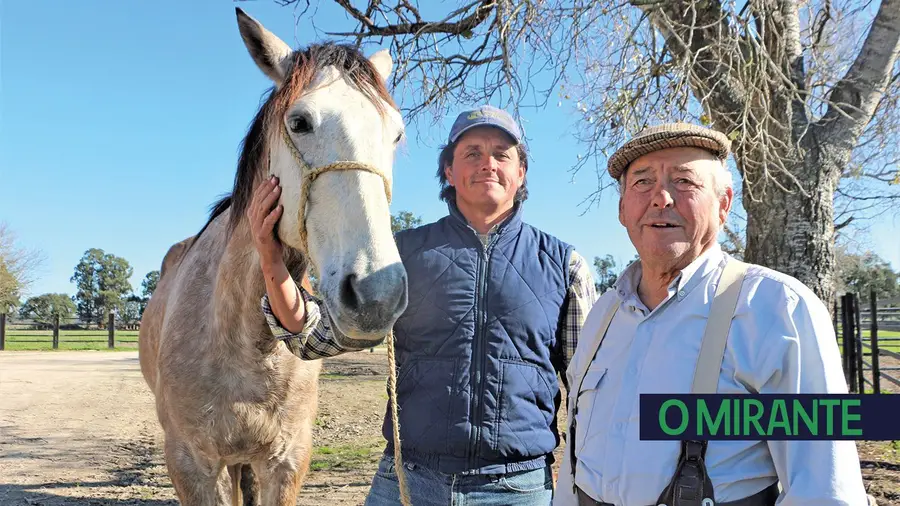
[189,43,397,243]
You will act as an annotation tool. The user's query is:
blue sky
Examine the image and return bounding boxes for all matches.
[2,1,898,299]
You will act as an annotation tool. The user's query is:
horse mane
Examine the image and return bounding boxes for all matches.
[188,42,398,252]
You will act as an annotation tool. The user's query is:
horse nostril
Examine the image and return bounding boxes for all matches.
[340,274,360,311]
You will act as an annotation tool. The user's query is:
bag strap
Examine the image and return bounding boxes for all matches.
[691,258,749,394]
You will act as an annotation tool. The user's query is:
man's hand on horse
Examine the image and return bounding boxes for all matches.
[248,175,284,266]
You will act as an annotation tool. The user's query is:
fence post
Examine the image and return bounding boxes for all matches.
[53,314,60,350]
[0,313,5,351]
[108,312,115,349]
[840,294,849,386]
[854,293,864,393]
[870,288,880,394]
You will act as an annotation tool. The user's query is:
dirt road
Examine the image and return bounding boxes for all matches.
[0,351,388,505]
[1,351,897,505]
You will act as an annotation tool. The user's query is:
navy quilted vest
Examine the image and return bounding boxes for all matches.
[382,202,572,474]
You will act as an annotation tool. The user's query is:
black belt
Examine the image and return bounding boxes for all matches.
[575,482,779,506]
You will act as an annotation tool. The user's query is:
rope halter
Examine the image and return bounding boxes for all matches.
[281,126,393,256]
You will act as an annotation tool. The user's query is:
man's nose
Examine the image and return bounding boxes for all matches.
[650,184,674,208]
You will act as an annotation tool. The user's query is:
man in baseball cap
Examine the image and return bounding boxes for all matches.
[554,122,868,505]
[352,105,596,504]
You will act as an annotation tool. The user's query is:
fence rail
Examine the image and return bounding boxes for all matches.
[0,313,138,350]
[837,289,900,393]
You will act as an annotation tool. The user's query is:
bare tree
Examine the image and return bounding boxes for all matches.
[270,0,900,309]
[0,222,46,313]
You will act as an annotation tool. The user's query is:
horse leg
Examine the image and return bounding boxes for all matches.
[255,434,314,505]
[164,436,230,505]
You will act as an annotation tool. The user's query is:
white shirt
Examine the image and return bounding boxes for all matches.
[554,245,868,506]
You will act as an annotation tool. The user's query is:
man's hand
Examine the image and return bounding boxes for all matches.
[248,175,284,267]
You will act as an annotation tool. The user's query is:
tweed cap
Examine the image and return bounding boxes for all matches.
[607,122,731,180]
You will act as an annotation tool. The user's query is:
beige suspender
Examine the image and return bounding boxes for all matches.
[573,258,749,401]
[691,259,749,394]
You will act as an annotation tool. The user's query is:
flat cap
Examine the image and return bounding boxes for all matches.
[607,122,731,180]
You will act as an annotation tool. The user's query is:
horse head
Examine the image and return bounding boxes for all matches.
[235,8,408,342]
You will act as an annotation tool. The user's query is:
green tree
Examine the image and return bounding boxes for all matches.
[593,254,618,295]
[71,248,134,323]
[0,261,20,314]
[20,293,76,325]
[121,294,144,327]
[391,211,423,234]
[835,248,900,302]
[0,222,45,314]
[141,270,160,300]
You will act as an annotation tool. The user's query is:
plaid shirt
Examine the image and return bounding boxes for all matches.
[262,249,597,381]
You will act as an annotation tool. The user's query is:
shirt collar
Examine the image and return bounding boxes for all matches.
[613,244,726,310]
[447,199,523,245]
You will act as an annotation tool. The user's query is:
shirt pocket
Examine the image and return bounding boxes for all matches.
[573,365,607,453]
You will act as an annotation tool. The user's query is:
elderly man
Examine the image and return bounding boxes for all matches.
[554,123,868,506]
[249,105,596,505]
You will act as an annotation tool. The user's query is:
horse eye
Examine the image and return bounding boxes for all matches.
[288,115,312,134]
[394,132,404,144]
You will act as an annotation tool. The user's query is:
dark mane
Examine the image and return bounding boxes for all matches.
[190,42,397,248]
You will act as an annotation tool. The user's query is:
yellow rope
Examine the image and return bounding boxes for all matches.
[385,330,412,506]
[281,127,410,505]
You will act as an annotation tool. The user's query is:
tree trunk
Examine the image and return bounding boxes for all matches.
[741,139,842,312]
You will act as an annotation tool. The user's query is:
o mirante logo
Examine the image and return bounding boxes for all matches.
[639,394,900,440]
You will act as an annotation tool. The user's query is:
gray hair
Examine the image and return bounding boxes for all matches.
[617,159,733,197]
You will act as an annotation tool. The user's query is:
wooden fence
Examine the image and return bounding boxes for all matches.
[0,313,139,350]
[836,291,900,393]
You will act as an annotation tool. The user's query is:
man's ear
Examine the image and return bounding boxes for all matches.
[444,164,454,186]
[719,186,734,225]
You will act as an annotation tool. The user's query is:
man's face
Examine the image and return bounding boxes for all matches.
[445,126,524,210]
[618,147,732,269]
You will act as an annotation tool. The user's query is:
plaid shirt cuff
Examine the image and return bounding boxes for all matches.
[261,289,321,348]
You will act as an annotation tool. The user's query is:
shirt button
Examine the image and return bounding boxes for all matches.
[678,290,686,297]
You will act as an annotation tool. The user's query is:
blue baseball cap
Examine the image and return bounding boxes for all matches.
[448,105,522,144]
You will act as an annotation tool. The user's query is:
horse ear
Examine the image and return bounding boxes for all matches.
[368,49,393,82]
[236,7,293,85]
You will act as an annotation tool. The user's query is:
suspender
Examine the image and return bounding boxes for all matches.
[692,259,749,394]
[569,298,619,490]
[569,257,749,496]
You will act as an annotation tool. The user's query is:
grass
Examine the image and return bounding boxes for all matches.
[309,440,384,472]
[2,329,140,351]
[838,330,900,353]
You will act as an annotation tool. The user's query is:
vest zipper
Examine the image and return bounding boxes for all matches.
[468,237,494,468]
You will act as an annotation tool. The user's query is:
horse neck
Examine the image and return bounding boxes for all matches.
[211,214,307,355]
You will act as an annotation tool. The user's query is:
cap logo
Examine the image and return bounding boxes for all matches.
[467,110,505,121]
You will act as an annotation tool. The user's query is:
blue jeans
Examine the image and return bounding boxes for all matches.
[363,455,554,506]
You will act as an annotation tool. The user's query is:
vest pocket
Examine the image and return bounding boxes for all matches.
[573,365,607,454]
[491,359,556,456]
[394,357,458,455]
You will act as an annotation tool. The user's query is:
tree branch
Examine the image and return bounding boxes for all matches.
[820,0,900,153]
[328,0,497,37]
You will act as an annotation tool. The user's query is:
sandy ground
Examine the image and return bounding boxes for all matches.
[0,351,388,506]
[0,351,897,505]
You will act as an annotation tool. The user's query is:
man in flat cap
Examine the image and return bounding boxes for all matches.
[554,123,868,505]
[253,104,596,504]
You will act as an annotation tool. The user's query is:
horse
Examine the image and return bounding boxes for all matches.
[138,8,408,505]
